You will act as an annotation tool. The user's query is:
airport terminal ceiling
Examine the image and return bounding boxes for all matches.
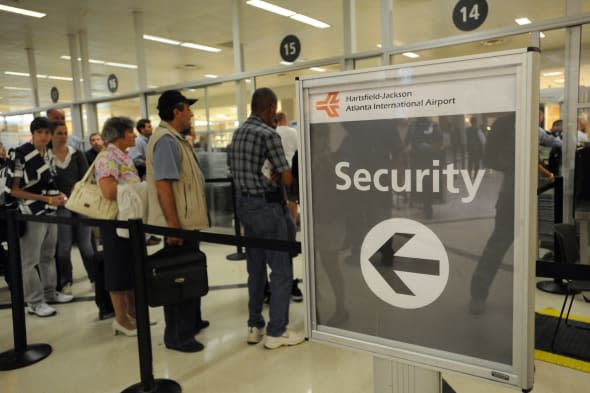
[1,0,590,115]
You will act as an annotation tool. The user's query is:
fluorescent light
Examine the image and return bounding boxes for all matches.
[376,44,382,48]
[246,1,329,29]
[280,61,293,65]
[245,79,252,83]
[515,17,532,25]
[47,75,73,81]
[402,52,420,59]
[4,86,31,91]
[143,34,181,45]
[309,67,326,72]
[204,74,218,78]
[554,79,565,83]
[60,55,136,69]
[5,71,30,77]
[246,0,295,17]
[105,62,138,69]
[290,14,330,29]
[543,71,563,77]
[0,4,46,18]
[540,32,546,38]
[180,42,222,53]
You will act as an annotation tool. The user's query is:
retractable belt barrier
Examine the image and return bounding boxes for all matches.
[0,209,300,393]
[204,177,247,261]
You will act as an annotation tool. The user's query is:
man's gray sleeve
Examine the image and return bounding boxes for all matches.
[153,135,181,181]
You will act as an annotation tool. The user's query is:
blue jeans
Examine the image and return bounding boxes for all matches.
[237,195,293,337]
[56,207,95,286]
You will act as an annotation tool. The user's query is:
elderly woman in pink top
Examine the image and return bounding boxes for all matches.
[95,116,139,337]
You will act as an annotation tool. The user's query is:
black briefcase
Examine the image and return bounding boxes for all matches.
[145,247,209,307]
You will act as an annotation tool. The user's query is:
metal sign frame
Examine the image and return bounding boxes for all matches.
[298,49,537,390]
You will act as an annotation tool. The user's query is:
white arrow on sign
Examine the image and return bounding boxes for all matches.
[360,218,449,309]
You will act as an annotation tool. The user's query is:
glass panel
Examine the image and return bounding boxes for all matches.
[241,0,342,71]
[540,29,565,129]
[391,33,529,65]
[255,64,340,128]
[0,114,34,148]
[356,0,381,52]
[393,0,564,45]
[580,24,590,104]
[355,56,382,70]
[144,0,234,87]
[97,97,141,129]
[578,108,590,143]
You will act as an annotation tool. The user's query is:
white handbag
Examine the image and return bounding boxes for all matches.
[65,160,118,220]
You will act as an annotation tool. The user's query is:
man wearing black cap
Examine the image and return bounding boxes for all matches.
[146,90,210,352]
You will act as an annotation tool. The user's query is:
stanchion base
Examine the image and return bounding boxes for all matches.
[226,252,246,261]
[0,343,52,371]
[122,379,181,393]
[536,280,569,294]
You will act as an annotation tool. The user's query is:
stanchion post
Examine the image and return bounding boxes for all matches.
[0,209,52,371]
[227,178,246,261]
[536,176,568,294]
[121,219,180,393]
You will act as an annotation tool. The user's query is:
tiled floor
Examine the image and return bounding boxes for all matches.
[0,230,589,393]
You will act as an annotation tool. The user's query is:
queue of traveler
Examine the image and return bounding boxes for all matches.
[0,87,305,353]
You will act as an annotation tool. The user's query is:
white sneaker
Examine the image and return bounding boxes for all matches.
[62,282,72,295]
[247,326,265,344]
[27,302,56,317]
[49,291,74,304]
[264,330,305,349]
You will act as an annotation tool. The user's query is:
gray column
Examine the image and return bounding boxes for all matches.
[79,30,99,134]
[26,48,40,112]
[68,33,84,139]
[133,10,148,118]
[342,0,356,71]
[233,0,247,124]
[562,0,583,223]
[68,33,82,102]
[380,0,393,66]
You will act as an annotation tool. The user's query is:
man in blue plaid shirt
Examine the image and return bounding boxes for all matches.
[228,87,305,349]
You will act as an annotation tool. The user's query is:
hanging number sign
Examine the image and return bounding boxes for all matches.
[452,0,488,31]
[50,87,59,103]
[279,35,301,63]
[107,74,119,93]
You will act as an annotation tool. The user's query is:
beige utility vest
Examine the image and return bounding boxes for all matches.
[146,122,209,230]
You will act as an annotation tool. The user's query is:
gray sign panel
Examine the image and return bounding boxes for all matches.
[299,50,537,390]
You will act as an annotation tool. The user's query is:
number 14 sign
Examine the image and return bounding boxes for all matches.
[452,0,488,31]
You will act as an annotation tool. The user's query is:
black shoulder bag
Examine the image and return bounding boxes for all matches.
[145,247,209,307]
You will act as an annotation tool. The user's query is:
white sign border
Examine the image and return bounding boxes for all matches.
[298,48,537,391]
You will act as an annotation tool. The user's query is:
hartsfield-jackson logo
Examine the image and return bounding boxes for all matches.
[315,91,340,117]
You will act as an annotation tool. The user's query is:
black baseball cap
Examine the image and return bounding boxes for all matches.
[157,90,198,111]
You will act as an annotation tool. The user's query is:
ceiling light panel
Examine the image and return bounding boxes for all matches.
[247,0,330,29]
[143,34,181,45]
[402,52,420,58]
[246,0,295,17]
[180,43,222,53]
[289,14,330,29]
[0,4,46,18]
[515,17,532,25]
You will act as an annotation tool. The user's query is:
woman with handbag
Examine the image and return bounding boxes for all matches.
[95,116,140,336]
[51,123,95,295]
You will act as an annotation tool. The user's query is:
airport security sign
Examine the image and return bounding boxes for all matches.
[308,71,517,366]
